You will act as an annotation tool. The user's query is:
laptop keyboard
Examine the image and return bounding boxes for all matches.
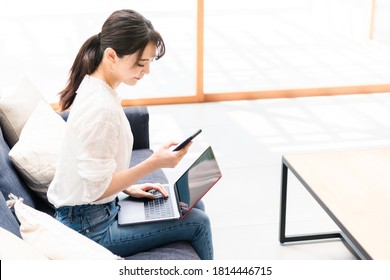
[144,186,174,220]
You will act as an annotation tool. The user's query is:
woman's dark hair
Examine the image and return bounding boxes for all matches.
[59,9,165,111]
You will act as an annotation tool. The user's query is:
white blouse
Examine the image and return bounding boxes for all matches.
[48,75,133,208]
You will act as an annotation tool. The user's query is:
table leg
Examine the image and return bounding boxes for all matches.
[278,160,370,259]
[279,161,342,244]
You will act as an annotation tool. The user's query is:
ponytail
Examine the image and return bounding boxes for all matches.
[59,34,103,111]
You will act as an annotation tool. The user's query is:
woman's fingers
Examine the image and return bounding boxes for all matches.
[130,183,168,199]
[148,183,169,198]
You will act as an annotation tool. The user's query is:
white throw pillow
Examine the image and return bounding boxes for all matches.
[0,78,45,147]
[7,195,121,260]
[9,101,66,202]
[0,227,49,260]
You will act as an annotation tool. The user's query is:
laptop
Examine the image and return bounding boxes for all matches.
[117,146,222,225]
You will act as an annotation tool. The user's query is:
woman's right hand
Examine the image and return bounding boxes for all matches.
[150,140,192,169]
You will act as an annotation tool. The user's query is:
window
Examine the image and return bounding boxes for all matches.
[1,0,389,105]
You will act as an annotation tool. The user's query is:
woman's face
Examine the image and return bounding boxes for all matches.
[115,42,157,86]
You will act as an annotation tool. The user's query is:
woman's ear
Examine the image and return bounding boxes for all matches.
[104,47,118,64]
[103,48,118,73]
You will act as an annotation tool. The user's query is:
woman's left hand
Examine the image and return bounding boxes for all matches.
[123,183,168,199]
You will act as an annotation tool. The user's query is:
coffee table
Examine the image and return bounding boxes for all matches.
[279,148,390,259]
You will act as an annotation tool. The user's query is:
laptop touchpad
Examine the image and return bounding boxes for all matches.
[118,198,145,223]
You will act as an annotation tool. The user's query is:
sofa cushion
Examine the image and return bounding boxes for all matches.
[126,241,200,260]
[130,149,168,184]
[0,78,45,148]
[0,193,21,238]
[9,101,65,204]
[0,126,36,209]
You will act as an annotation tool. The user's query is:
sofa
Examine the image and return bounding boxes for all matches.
[0,101,199,260]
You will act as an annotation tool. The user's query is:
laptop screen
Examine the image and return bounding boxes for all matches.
[175,146,222,216]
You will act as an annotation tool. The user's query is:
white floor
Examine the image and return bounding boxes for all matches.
[148,92,390,260]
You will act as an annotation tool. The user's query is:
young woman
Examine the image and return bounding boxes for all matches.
[47,9,213,259]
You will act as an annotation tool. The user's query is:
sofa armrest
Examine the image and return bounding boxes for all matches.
[59,106,150,150]
[123,106,150,150]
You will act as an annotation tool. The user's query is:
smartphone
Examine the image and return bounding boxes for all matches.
[173,129,202,151]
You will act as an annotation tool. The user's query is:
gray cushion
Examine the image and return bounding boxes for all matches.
[125,241,200,260]
[130,149,168,184]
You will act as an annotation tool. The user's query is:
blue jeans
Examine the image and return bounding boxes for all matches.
[54,198,213,259]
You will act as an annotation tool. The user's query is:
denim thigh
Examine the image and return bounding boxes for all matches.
[54,199,213,259]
